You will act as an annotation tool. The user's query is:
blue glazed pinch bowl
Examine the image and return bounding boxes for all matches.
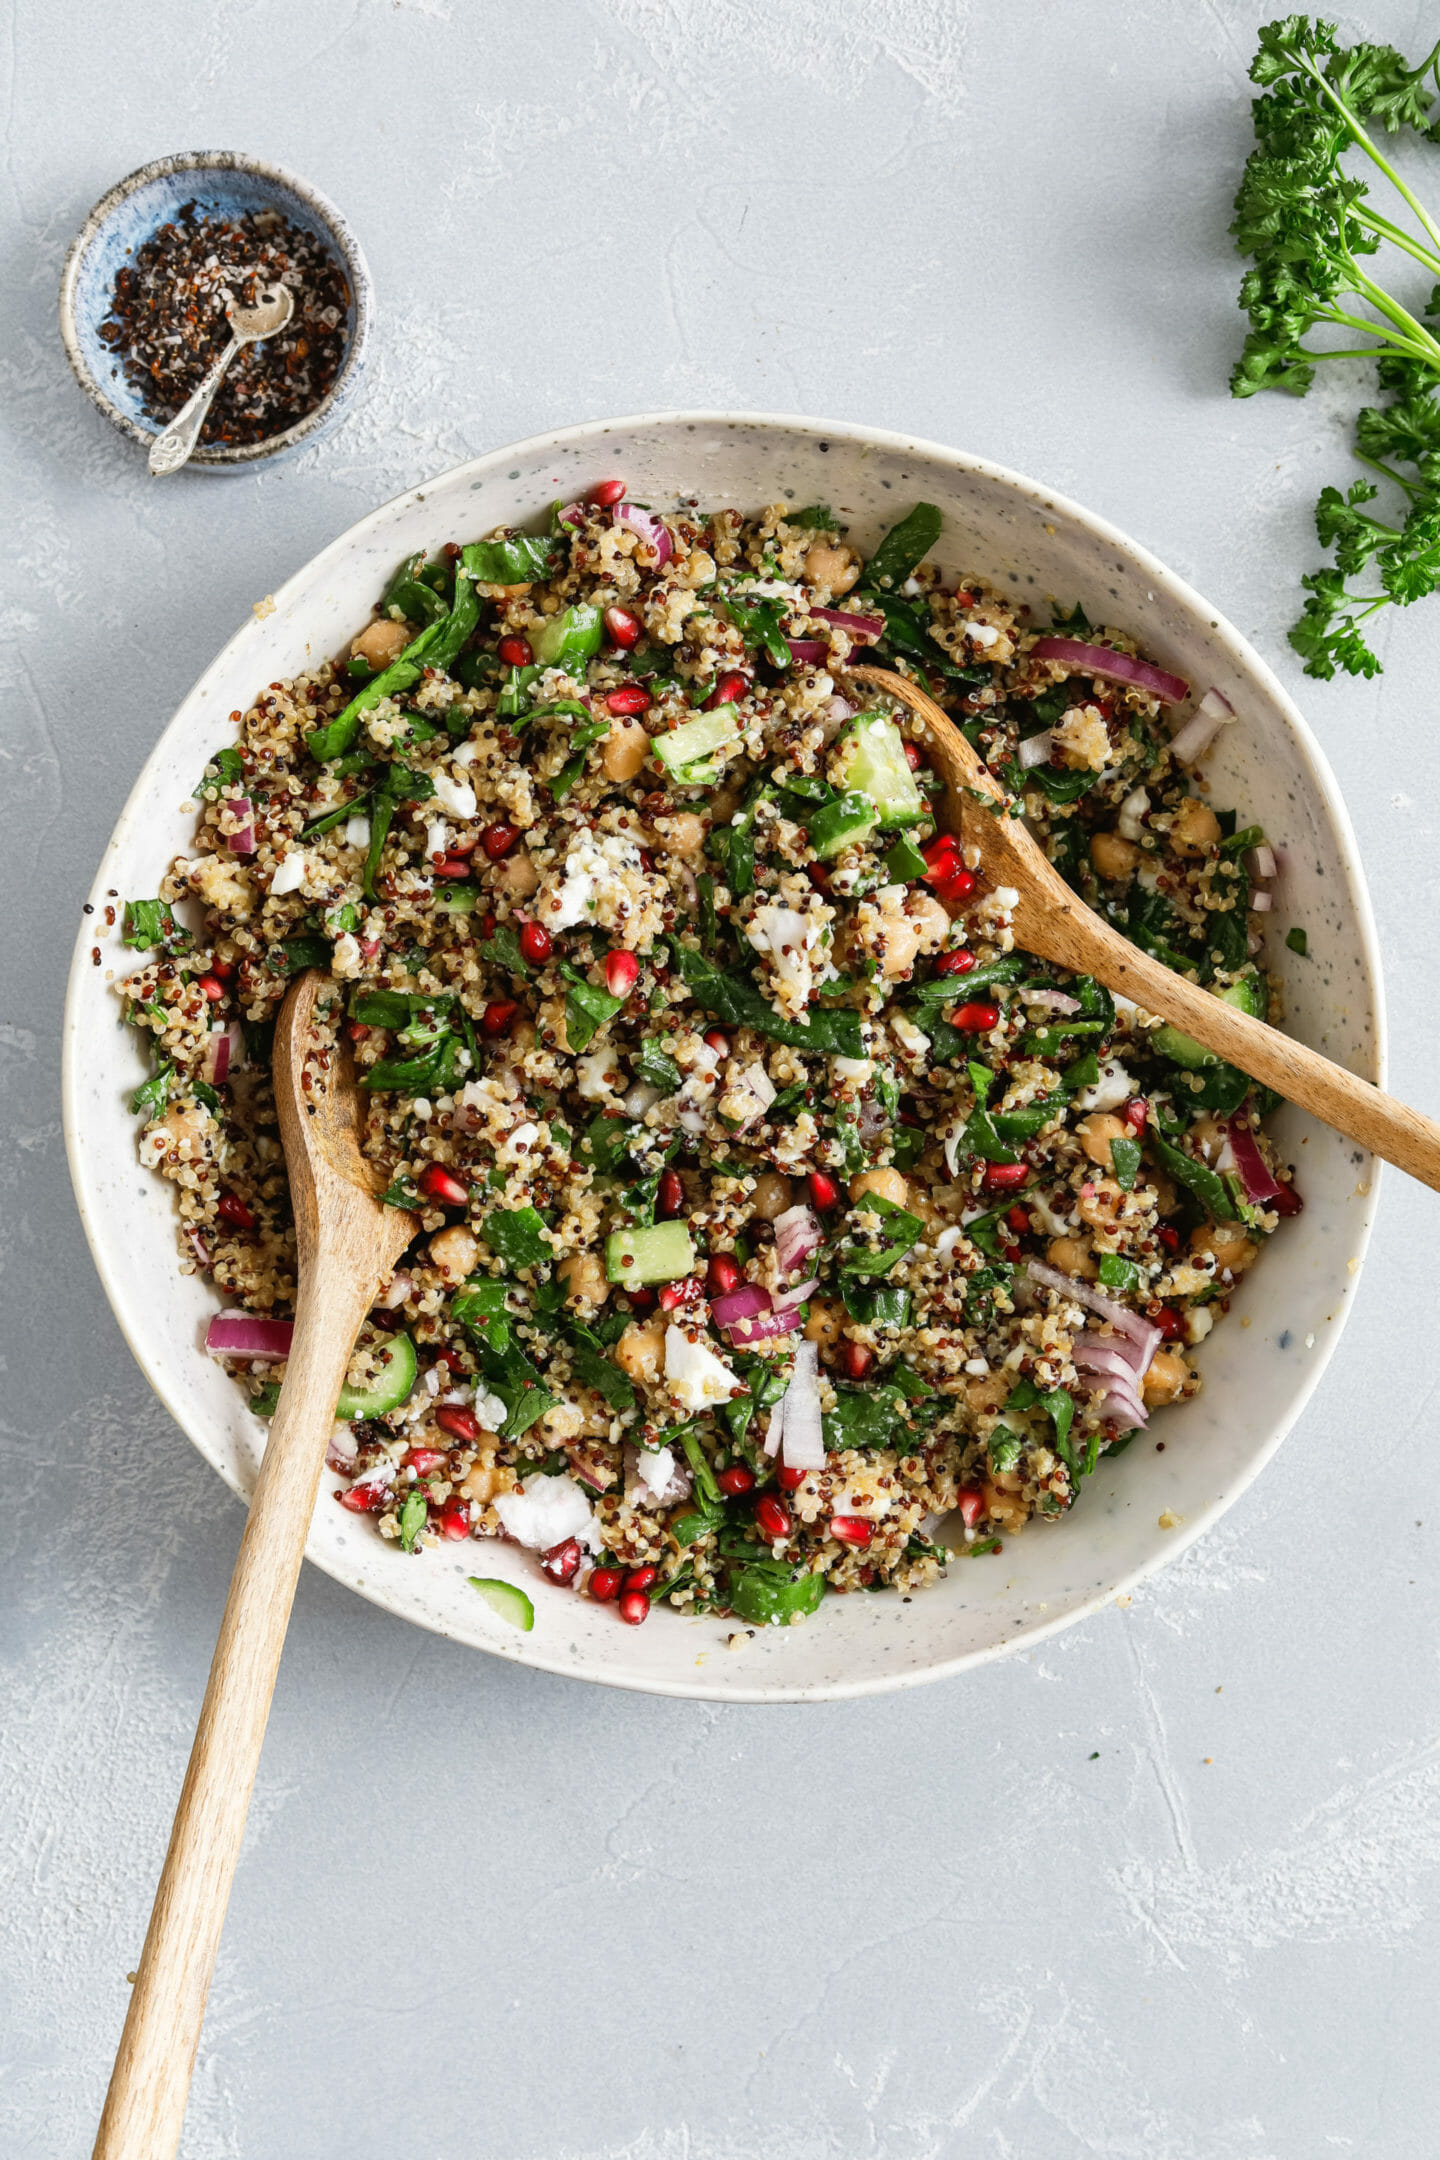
[58,150,372,468]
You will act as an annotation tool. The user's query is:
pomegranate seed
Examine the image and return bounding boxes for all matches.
[657,1167,685,1219]
[542,1537,583,1585]
[703,1028,730,1056]
[755,1494,792,1542]
[920,833,958,871]
[618,1589,651,1625]
[955,588,975,608]
[588,478,627,508]
[982,1161,1030,1195]
[807,1170,841,1212]
[433,855,471,879]
[707,669,749,709]
[482,823,518,861]
[1122,1097,1149,1133]
[417,1164,470,1207]
[435,1402,481,1442]
[403,1447,448,1474]
[934,867,978,903]
[589,1566,624,1602]
[1006,1204,1032,1232]
[497,634,533,667]
[1270,1181,1304,1217]
[717,1464,755,1497]
[196,974,224,1002]
[830,1515,873,1548]
[954,1001,1000,1033]
[839,1341,874,1380]
[605,604,643,649]
[1153,1306,1185,1341]
[346,1021,370,1042]
[482,998,519,1037]
[1158,1224,1182,1251]
[777,1465,805,1491]
[479,911,497,939]
[626,1286,657,1313]
[434,1499,470,1541]
[605,684,651,715]
[433,1345,465,1372]
[337,1482,387,1513]
[217,1192,254,1230]
[210,958,234,979]
[658,1279,694,1312]
[806,863,831,892]
[706,1253,741,1298]
[902,741,922,771]
[956,1487,987,1529]
[519,920,553,964]
[604,949,639,998]
[932,948,976,978]
[624,1565,659,1592]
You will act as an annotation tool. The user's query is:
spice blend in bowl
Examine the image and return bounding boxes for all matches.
[99,202,350,450]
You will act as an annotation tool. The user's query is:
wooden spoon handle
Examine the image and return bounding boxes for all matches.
[1062,912,1440,1192]
[93,1254,371,2160]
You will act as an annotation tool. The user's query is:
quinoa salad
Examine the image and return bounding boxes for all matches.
[115,486,1303,1634]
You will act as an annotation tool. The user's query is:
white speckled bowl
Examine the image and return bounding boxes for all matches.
[62,413,1383,1700]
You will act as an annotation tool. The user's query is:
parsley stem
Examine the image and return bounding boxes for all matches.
[1352,452,1422,502]
[1294,43,1440,258]
[1349,204,1440,280]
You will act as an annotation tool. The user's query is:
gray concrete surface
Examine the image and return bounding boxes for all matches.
[4,3,1439,2153]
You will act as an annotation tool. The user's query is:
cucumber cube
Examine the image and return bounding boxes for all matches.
[605,1220,696,1285]
[651,702,740,778]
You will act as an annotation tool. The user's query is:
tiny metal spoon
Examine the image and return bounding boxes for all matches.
[147,281,295,477]
[848,662,1440,1193]
[91,972,414,2159]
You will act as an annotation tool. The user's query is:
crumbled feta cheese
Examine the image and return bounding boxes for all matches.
[746,900,831,1019]
[331,932,362,978]
[1075,1058,1133,1113]
[493,1472,597,1551]
[432,771,477,819]
[269,851,307,896]
[1117,787,1150,842]
[426,818,448,859]
[577,1048,622,1101]
[664,1325,741,1410]
[832,1056,873,1084]
[544,830,645,932]
[344,813,371,850]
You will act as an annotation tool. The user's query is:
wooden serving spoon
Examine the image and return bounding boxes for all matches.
[93,972,414,2160]
[848,663,1440,1193]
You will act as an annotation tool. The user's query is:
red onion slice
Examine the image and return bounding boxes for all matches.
[1073,1338,1143,1386]
[773,1203,822,1277]
[1223,1118,1282,1205]
[1029,638,1189,706]
[1025,987,1082,1015]
[613,502,673,567]
[779,1341,826,1470]
[1025,1260,1162,1365]
[1248,842,1277,882]
[326,1427,359,1472]
[1249,889,1272,913]
[772,1274,819,1312]
[1094,1385,1149,1430]
[711,1284,771,1328]
[722,1306,802,1347]
[205,1312,295,1360]
[226,796,256,855]
[186,1229,213,1271]
[811,606,884,640]
[785,639,828,667]
[1169,686,1237,764]
[1017,730,1055,770]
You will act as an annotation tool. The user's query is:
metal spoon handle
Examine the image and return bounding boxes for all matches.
[147,336,241,477]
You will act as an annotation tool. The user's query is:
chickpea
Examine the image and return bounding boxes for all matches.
[850,1167,909,1209]
[964,1369,1010,1416]
[1077,1177,1125,1231]
[652,812,706,862]
[1142,1349,1190,1407]
[1076,1111,1130,1168]
[351,618,412,670]
[602,715,651,784]
[907,1188,943,1231]
[558,1251,610,1308]
[460,1448,511,1504]
[428,1225,479,1283]
[1189,1224,1258,1276]
[804,538,861,594]
[1143,1168,1178,1216]
[905,890,950,953]
[495,850,539,900]
[1046,1235,1097,1279]
[540,1401,586,1444]
[749,1173,794,1221]
[982,1481,1030,1535]
[615,1314,667,1383]
[1170,795,1221,856]
[1090,830,1141,881]
[874,892,949,980]
[803,1298,848,1357]
[680,549,716,588]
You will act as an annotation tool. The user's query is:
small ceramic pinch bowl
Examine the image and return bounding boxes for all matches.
[58,150,372,468]
[63,413,1383,1701]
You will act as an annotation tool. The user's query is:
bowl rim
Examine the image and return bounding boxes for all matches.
[57,148,373,467]
[61,409,1387,1699]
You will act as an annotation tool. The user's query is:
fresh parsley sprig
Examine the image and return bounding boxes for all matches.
[1229,15,1440,677]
